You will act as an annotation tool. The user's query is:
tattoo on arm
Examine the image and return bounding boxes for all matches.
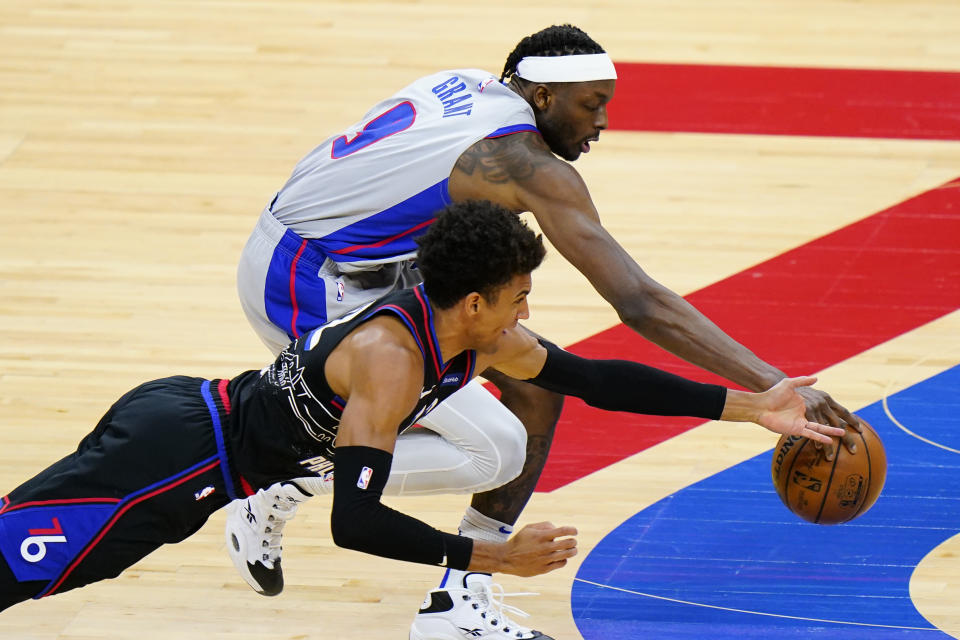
[454,133,554,186]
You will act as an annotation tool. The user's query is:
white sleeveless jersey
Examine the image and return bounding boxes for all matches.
[268,69,538,271]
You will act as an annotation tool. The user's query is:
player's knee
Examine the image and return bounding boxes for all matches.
[479,412,527,489]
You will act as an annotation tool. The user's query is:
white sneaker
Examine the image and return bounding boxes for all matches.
[410,582,553,640]
[224,482,311,596]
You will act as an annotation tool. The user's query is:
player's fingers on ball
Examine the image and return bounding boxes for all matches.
[842,430,859,454]
[825,404,846,427]
[803,401,833,426]
[819,422,845,437]
[812,425,837,442]
[828,399,862,431]
[845,411,866,432]
[813,440,831,460]
[821,438,837,461]
[819,408,851,445]
[805,428,833,446]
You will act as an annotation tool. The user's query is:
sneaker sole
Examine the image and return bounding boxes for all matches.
[224,500,284,596]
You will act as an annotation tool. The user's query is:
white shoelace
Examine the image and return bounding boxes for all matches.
[470,583,539,633]
[256,493,300,563]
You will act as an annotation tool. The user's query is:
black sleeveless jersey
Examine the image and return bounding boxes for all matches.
[226,284,477,489]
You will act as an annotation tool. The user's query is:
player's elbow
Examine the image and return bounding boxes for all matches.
[613,277,677,333]
[615,294,658,332]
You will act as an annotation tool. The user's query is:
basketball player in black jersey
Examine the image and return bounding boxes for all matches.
[0,201,843,636]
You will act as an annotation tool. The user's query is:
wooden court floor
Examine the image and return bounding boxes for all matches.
[1,1,959,638]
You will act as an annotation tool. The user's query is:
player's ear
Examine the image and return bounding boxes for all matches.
[533,84,553,111]
[463,292,483,316]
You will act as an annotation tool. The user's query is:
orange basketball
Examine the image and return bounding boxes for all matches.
[771,420,887,524]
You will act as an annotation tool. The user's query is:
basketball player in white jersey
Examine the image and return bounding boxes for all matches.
[231,24,863,640]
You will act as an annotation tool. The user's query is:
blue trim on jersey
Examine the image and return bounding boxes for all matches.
[486,124,540,138]
[367,304,427,360]
[264,231,328,341]
[200,381,237,501]
[304,326,323,350]
[414,284,445,372]
[462,350,475,387]
[318,179,450,262]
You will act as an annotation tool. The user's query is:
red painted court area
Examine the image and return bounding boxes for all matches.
[606,62,960,140]
[536,62,960,491]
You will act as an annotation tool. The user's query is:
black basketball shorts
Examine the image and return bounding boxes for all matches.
[0,375,246,605]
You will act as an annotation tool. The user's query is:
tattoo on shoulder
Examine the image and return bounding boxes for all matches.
[454,133,554,185]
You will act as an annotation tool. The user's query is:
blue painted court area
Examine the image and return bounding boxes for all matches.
[572,365,960,639]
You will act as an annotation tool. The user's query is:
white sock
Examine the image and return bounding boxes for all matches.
[440,507,514,589]
[291,476,326,496]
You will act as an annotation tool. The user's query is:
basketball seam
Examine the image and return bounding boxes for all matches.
[850,429,872,521]
[783,438,809,518]
[814,442,842,524]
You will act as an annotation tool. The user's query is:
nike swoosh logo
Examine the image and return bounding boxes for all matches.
[498,526,513,535]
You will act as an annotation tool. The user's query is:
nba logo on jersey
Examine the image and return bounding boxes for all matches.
[357,466,373,490]
[478,77,497,93]
[336,281,345,302]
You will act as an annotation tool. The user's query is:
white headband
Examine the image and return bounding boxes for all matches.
[515,53,617,83]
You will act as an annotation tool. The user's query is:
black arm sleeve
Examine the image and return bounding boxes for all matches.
[527,340,727,420]
[330,445,473,570]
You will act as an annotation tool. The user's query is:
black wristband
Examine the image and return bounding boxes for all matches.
[330,445,473,570]
[529,340,727,419]
[438,531,473,571]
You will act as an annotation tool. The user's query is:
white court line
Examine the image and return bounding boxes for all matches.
[574,578,940,631]
[881,349,960,456]
[883,396,960,456]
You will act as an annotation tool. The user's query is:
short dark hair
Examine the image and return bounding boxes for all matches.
[416,200,546,309]
[500,24,606,82]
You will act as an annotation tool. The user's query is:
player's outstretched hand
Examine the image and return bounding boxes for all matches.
[500,522,578,578]
[793,382,863,459]
[754,376,846,444]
